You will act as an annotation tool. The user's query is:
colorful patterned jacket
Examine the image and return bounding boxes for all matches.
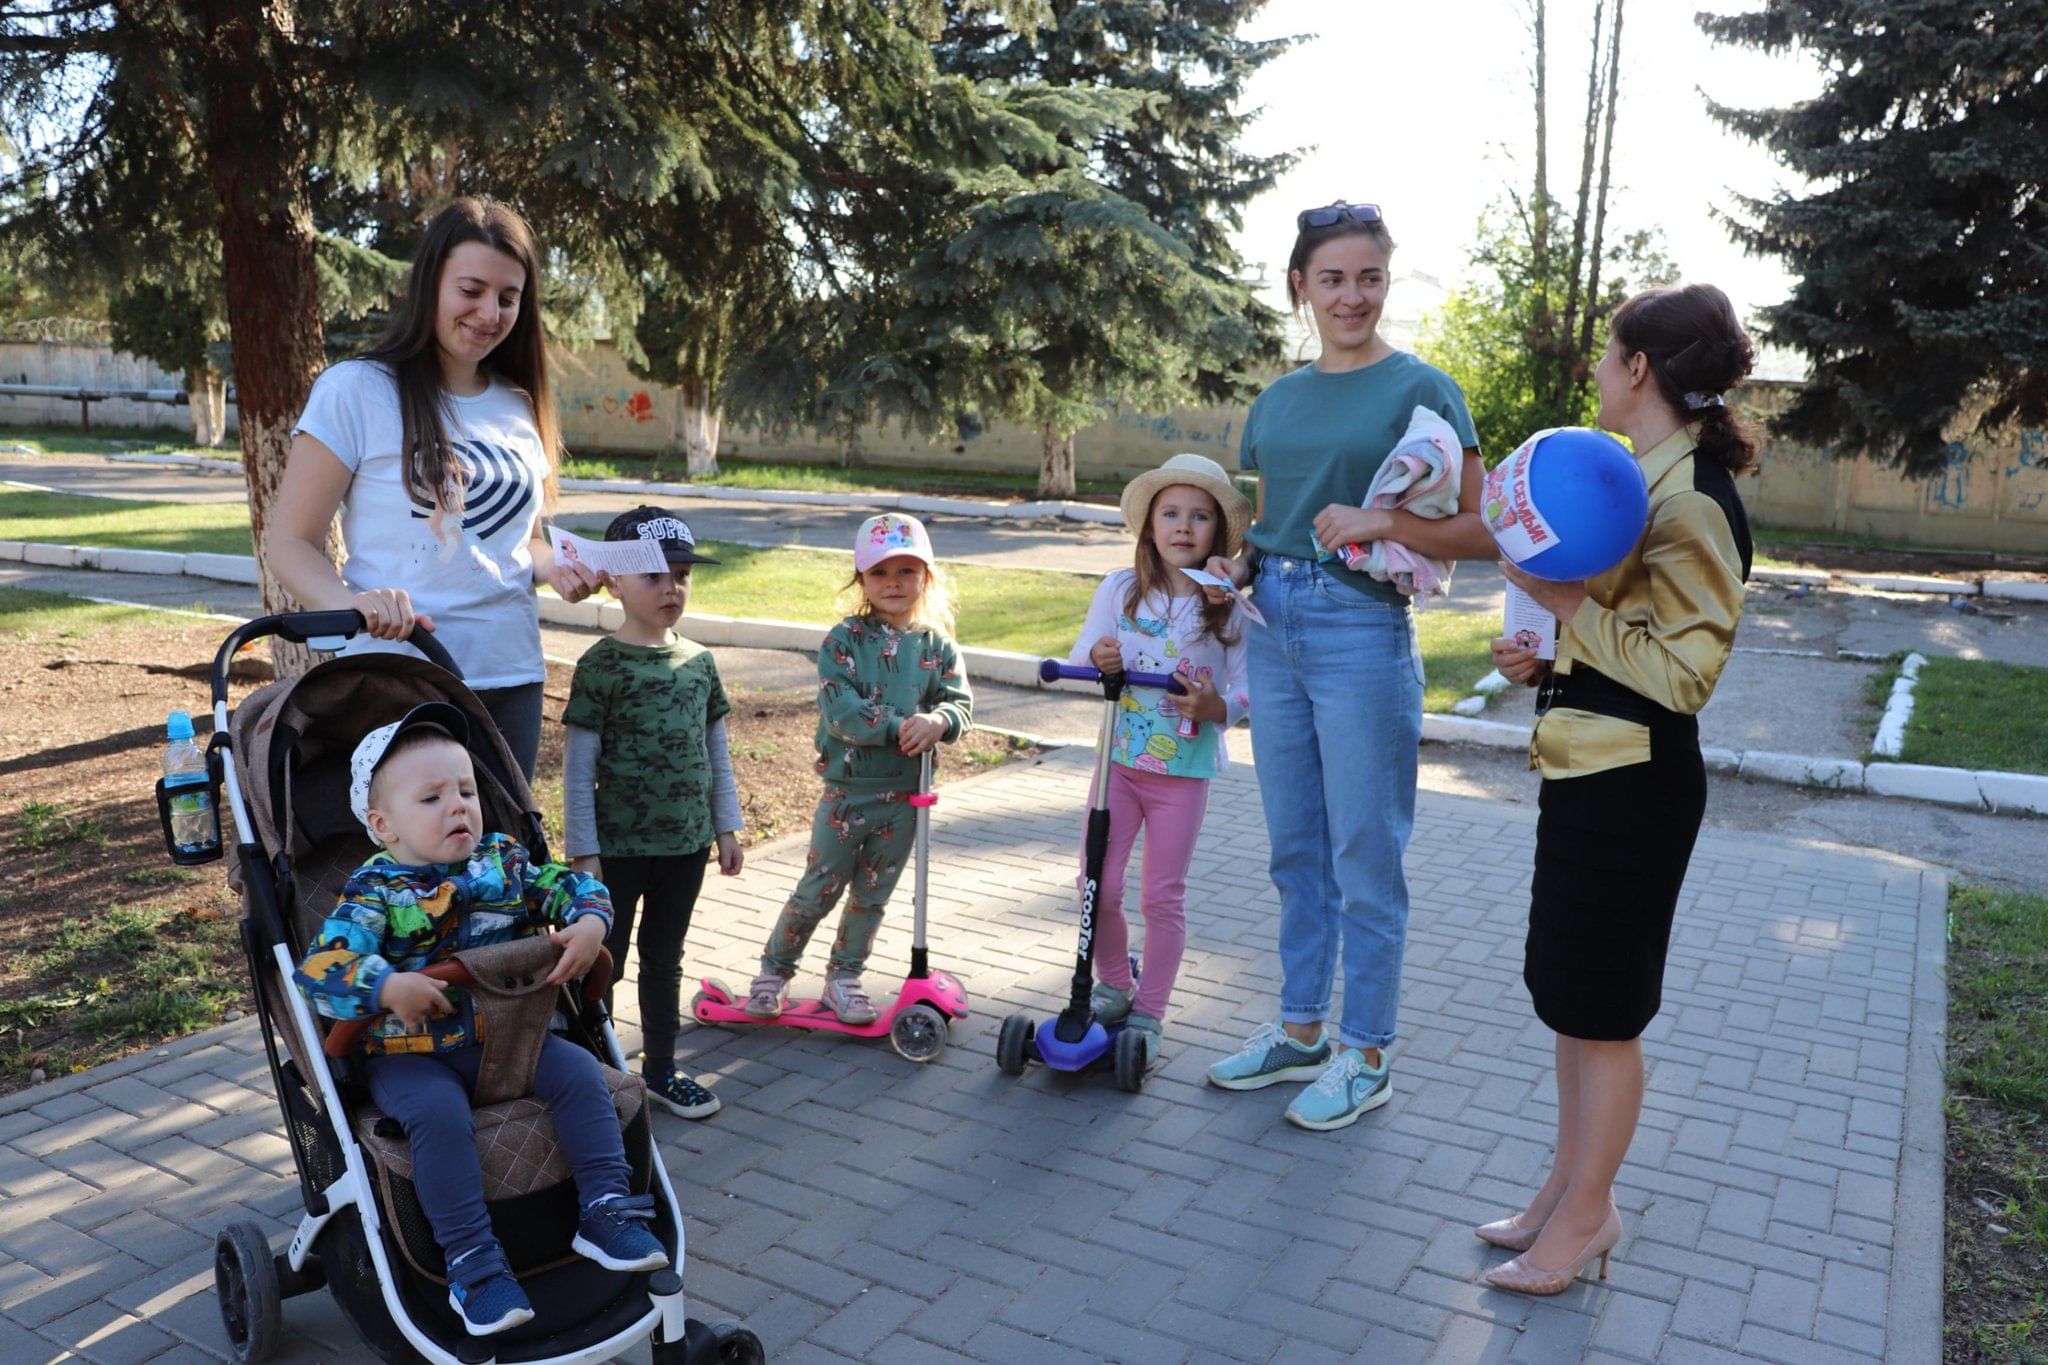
[293,833,612,1057]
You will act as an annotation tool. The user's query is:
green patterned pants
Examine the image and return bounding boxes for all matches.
[761,786,916,978]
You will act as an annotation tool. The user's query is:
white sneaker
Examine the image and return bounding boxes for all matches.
[821,974,877,1025]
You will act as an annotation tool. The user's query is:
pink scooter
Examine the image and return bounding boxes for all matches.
[690,751,968,1062]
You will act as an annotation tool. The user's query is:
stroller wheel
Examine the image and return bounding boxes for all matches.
[996,1013,1031,1076]
[710,1321,766,1363]
[214,1221,283,1363]
[1114,1027,1147,1093]
[888,1004,949,1063]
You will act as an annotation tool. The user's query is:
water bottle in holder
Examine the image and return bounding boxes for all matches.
[157,710,222,864]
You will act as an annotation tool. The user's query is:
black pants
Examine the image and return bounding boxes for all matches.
[601,851,711,1078]
[475,682,545,783]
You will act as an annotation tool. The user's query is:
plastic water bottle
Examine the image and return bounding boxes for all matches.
[163,711,219,858]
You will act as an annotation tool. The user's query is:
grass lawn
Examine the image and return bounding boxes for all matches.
[1416,607,1503,713]
[0,421,221,461]
[0,487,255,557]
[562,449,1125,501]
[1901,658,2048,775]
[1943,882,2048,1360]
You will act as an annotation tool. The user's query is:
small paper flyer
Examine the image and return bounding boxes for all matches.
[1482,429,1566,564]
[547,526,668,577]
[1178,566,1267,627]
[1503,581,1558,661]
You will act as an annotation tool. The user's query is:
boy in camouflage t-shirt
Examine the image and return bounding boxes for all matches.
[563,507,744,1120]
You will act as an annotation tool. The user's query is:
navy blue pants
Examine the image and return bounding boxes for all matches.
[367,1035,629,1266]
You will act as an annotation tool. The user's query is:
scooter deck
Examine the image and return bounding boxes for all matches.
[693,972,968,1039]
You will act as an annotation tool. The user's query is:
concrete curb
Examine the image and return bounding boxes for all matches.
[15,538,2046,816]
[1889,864,1950,1365]
[1872,651,1926,758]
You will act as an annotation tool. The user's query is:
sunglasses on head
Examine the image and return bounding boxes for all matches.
[1296,201,1384,231]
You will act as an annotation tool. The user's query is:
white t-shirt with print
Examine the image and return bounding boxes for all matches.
[1066,569,1251,779]
[293,359,547,689]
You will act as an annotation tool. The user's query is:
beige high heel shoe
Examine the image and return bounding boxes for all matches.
[1482,1204,1622,1296]
[1473,1212,1544,1253]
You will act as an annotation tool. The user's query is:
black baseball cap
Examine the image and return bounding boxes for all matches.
[603,505,719,565]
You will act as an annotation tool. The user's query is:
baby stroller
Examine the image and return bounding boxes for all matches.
[190,610,761,1365]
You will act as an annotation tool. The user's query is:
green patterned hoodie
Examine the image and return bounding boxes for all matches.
[814,616,972,790]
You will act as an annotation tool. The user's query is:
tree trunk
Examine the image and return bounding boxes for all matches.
[1556,0,1607,421]
[208,370,228,447]
[1571,0,1625,418]
[1038,421,1076,499]
[1529,0,1549,312]
[196,0,331,675]
[185,369,219,447]
[679,375,722,478]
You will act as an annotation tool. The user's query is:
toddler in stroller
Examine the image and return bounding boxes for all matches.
[200,610,757,1364]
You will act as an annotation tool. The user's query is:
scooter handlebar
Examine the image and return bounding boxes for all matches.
[1038,659,1186,694]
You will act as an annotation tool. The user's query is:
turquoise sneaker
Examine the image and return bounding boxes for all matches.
[1284,1047,1391,1131]
[1090,980,1134,1025]
[1205,1022,1333,1090]
[1124,1012,1162,1066]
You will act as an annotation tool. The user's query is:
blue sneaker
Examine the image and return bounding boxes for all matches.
[446,1246,534,1336]
[648,1070,721,1120]
[1284,1047,1392,1131]
[1205,1022,1333,1090]
[572,1193,670,1272]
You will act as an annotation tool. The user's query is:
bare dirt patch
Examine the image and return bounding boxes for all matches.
[0,593,1035,1099]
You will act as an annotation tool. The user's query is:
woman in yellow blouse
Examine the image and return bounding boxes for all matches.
[1480,283,1756,1295]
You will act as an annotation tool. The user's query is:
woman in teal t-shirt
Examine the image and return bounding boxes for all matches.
[1202,203,1498,1131]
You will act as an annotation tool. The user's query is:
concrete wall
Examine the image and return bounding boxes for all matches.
[0,340,230,437]
[9,339,2046,552]
[1734,383,2048,554]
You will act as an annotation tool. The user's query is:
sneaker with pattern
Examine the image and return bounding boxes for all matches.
[1284,1046,1392,1131]
[1205,1021,1333,1090]
[648,1070,720,1120]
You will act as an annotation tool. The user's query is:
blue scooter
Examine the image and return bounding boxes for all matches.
[995,658,1185,1092]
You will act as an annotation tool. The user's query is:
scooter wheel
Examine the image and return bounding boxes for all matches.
[692,979,731,1020]
[1114,1028,1147,1093]
[996,1014,1031,1076]
[889,1004,949,1063]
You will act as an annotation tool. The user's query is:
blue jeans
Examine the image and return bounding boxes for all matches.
[1247,556,1424,1051]
[367,1034,630,1267]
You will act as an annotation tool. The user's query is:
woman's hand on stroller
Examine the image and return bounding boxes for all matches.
[897,713,947,756]
[353,588,434,641]
[1088,637,1124,674]
[546,915,608,987]
[382,971,455,1032]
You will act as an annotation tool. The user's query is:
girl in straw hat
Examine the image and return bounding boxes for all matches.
[1065,452,1253,1065]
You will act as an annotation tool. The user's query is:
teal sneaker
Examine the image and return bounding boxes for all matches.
[1124,1012,1162,1066]
[1284,1047,1391,1131]
[1090,980,1134,1025]
[1205,1022,1333,1091]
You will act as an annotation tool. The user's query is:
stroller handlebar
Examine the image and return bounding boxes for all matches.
[213,610,463,705]
[1037,659,1186,694]
[320,947,614,1058]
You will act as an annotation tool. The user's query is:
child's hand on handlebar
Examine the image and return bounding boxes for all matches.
[380,971,454,1032]
[1088,637,1124,674]
[897,713,947,755]
[353,588,434,641]
[546,915,608,987]
[1176,671,1229,724]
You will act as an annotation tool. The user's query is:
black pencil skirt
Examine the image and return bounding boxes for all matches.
[1524,724,1706,1042]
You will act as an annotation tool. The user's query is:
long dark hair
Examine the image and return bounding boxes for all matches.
[360,197,561,513]
[1285,211,1397,311]
[1610,283,1759,475]
[1123,486,1239,649]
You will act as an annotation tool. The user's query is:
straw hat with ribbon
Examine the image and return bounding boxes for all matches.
[1118,453,1253,558]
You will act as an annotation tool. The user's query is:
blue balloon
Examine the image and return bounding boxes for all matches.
[1485,428,1649,582]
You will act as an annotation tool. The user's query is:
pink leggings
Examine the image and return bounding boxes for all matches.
[1086,763,1210,1021]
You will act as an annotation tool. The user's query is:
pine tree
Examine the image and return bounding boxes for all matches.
[1701,1,2048,477]
[788,0,1297,497]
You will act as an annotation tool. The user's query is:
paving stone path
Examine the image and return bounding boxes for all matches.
[0,748,1944,1363]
